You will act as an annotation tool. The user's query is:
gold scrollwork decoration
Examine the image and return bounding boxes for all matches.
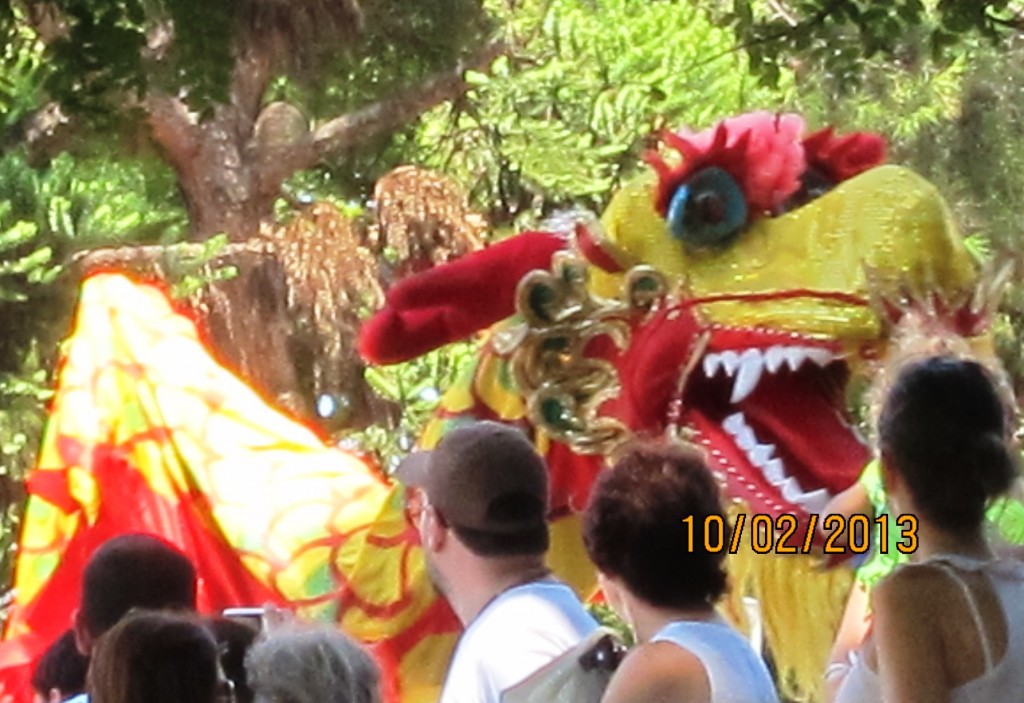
[505,251,668,454]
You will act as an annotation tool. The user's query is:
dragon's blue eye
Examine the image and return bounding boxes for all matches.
[667,167,748,248]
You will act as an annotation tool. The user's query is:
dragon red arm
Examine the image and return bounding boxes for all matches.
[358,231,565,364]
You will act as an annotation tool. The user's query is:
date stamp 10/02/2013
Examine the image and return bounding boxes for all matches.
[680,513,919,556]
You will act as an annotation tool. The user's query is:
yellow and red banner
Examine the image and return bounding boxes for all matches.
[0,273,458,703]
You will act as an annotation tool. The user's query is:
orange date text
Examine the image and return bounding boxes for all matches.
[681,513,919,555]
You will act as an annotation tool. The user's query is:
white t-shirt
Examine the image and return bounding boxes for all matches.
[438,579,598,703]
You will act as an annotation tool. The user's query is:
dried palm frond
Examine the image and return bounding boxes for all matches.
[368,165,487,279]
[268,201,381,319]
[862,261,1018,444]
[72,169,487,433]
[261,203,387,427]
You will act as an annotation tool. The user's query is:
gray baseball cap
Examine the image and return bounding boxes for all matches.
[395,421,549,537]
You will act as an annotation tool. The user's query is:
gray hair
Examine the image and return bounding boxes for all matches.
[245,623,381,703]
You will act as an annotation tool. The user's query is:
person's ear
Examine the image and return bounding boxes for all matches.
[46,687,63,703]
[72,608,93,656]
[420,506,448,552]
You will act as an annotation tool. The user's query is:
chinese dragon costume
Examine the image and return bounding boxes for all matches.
[0,112,1003,703]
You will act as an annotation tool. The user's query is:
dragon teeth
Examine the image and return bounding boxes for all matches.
[730,350,764,403]
[749,443,775,467]
[703,354,722,378]
[720,350,740,376]
[765,346,787,373]
[735,425,757,452]
[780,477,805,503]
[794,488,830,513]
[723,412,746,435]
[806,348,834,367]
[702,345,838,405]
[783,347,806,371]
[763,458,785,484]
[719,410,834,510]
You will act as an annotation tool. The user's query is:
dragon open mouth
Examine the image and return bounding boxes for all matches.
[611,304,871,526]
[681,343,868,519]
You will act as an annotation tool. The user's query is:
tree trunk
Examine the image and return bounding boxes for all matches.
[175,131,271,241]
[148,48,276,242]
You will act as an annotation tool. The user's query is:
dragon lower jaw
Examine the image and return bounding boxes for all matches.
[680,344,870,524]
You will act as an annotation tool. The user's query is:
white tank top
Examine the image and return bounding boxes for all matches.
[835,556,1024,703]
[650,618,780,703]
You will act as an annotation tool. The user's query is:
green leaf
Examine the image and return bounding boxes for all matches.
[464,69,490,86]
[26,264,63,285]
[491,55,511,78]
[0,288,28,303]
[0,221,37,251]
[0,246,53,275]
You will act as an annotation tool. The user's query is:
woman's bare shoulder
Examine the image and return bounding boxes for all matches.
[874,561,966,620]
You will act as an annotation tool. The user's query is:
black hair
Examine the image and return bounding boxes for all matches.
[31,630,88,699]
[583,441,729,610]
[205,616,259,703]
[879,356,1019,531]
[80,534,197,637]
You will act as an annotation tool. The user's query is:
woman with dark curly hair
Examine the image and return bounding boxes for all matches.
[832,355,1024,703]
[584,441,778,703]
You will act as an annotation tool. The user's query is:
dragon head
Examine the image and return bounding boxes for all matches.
[517,112,987,523]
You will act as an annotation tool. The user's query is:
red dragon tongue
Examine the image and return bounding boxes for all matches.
[740,369,869,496]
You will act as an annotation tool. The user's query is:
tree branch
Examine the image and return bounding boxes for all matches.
[19,1,68,43]
[250,38,506,196]
[145,93,203,173]
[766,0,799,27]
[232,48,274,131]
[70,240,273,277]
[309,39,507,162]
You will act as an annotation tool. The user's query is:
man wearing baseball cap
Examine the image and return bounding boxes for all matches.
[397,421,598,703]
